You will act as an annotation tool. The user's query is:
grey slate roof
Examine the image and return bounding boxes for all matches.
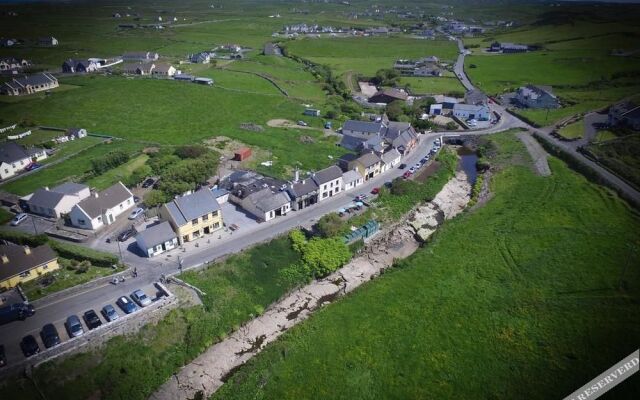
[382,148,401,164]
[51,182,88,196]
[342,169,363,184]
[254,190,290,213]
[7,72,57,88]
[77,182,132,219]
[136,221,176,247]
[27,188,65,209]
[357,152,382,168]
[0,142,30,164]
[312,165,343,185]
[288,179,318,198]
[210,188,229,198]
[339,135,366,151]
[342,120,384,134]
[164,188,220,226]
[0,244,57,282]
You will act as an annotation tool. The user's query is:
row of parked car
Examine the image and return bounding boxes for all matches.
[400,139,441,179]
[3,289,153,363]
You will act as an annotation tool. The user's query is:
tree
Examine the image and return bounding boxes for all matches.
[325,109,338,119]
[386,100,404,121]
[302,237,351,277]
[143,190,169,208]
[175,145,207,159]
[316,213,344,238]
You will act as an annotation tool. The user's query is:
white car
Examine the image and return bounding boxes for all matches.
[128,207,144,220]
[297,120,308,127]
[10,213,28,226]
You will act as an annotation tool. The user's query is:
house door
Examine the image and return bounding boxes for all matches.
[162,243,166,251]
[108,214,114,224]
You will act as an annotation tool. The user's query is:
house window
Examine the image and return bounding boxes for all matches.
[212,210,218,217]
[323,184,328,190]
[335,187,340,193]
[127,199,132,205]
[97,216,102,221]
[213,222,220,229]
[192,218,199,226]
[183,235,189,242]
[4,169,8,174]
[202,214,209,221]
[78,219,86,225]
[19,270,31,278]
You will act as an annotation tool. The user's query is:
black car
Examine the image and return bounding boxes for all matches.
[0,344,6,367]
[40,323,61,348]
[20,335,40,358]
[141,178,155,188]
[398,163,407,169]
[83,309,102,330]
[117,227,136,242]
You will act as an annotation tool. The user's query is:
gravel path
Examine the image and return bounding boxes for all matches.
[516,131,551,176]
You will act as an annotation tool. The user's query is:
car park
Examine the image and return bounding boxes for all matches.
[116,296,138,314]
[10,213,28,226]
[128,207,144,220]
[0,345,6,367]
[131,289,152,307]
[40,323,61,348]
[83,310,103,330]
[65,315,84,338]
[20,335,40,357]
[117,227,136,242]
[101,304,119,322]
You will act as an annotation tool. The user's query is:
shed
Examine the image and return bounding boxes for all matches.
[234,147,252,161]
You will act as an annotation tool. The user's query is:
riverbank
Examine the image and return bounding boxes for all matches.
[151,170,472,400]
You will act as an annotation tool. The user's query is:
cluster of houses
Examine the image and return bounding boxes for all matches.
[0,36,58,47]
[0,142,48,180]
[0,56,30,75]
[489,41,529,53]
[0,72,59,96]
[428,90,491,123]
[393,55,442,77]
[513,85,560,109]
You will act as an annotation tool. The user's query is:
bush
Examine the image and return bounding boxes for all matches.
[446,121,458,131]
[288,230,351,278]
[91,150,130,175]
[316,213,344,238]
[144,189,169,208]
[49,241,118,268]
[123,164,152,187]
[0,230,48,246]
[175,145,207,159]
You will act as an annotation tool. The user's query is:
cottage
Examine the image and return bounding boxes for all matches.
[122,51,159,62]
[453,103,491,121]
[159,188,223,244]
[239,188,291,222]
[369,88,408,104]
[0,244,59,290]
[342,152,383,181]
[381,148,402,171]
[495,42,528,53]
[287,176,319,211]
[385,122,418,154]
[342,169,364,191]
[0,142,48,179]
[189,52,210,64]
[38,36,58,46]
[67,128,87,139]
[515,85,559,109]
[608,101,640,131]
[312,165,343,201]
[0,57,30,72]
[0,72,59,96]
[69,182,134,230]
[152,63,176,77]
[413,66,442,77]
[61,59,99,73]
[135,221,178,257]
[24,182,90,219]
[263,42,282,56]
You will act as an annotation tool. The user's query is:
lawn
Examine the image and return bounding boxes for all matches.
[213,133,640,400]
[85,153,149,190]
[0,236,308,400]
[284,36,459,82]
[398,76,465,95]
[557,120,583,140]
[595,130,617,142]
[0,140,143,195]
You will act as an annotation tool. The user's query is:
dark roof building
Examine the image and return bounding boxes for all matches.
[0,244,58,289]
[0,72,58,96]
[368,88,408,104]
[163,188,220,227]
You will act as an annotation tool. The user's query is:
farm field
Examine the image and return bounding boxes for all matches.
[213,133,640,400]
[0,236,308,400]
[0,140,143,195]
[585,134,640,190]
[285,36,459,82]
[398,76,465,95]
[0,75,348,181]
[85,153,149,190]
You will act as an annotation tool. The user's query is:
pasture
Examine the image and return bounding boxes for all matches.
[213,133,640,400]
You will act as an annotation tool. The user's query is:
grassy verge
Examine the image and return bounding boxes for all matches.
[557,120,584,140]
[0,207,14,224]
[213,133,640,400]
[0,236,307,400]
[584,133,640,189]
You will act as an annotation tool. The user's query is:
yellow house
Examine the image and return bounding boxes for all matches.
[0,244,59,289]
[159,188,224,244]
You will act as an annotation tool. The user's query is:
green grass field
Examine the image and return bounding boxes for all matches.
[557,120,584,140]
[398,76,465,95]
[213,133,640,400]
[0,140,143,195]
[586,134,640,189]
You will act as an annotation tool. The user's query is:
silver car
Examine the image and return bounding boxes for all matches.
[65,315,84,338]
[130,289,152,307]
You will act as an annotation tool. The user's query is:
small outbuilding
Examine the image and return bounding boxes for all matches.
[234,147,252,161]
[135,221,178,257]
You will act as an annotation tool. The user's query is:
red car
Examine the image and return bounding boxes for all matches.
[403,171,412,179]
[371,187,380,195]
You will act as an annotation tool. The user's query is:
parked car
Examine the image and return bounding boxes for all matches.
[403,171,412,179]
[83,310,102,330]
[128,207,144,220]
[355,194,368,201]
[297,120,308,127]
[133,195,141,203]
[130,290,152,307]
[141,178,155,188]
[324,121,332,129]
[10,213,28,226]
[0,303,35,325]
[101,304,119,322]
[20,335,40,357]
[0,345,6,367]
[40,323,61,348]
[408,166,416,173]
[398,163,407,169]
[414,163,421,170]
[25,163,41,171]
[117,227,136,242]
[65,315,84,338]
[371,187,380,195]
[116,296,138,314]
[384,181,393,189]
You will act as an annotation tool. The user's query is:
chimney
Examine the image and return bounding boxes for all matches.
[1,254,8,264]
[44,186,50,191]
[23,246,31,255]
[93,191,99,198]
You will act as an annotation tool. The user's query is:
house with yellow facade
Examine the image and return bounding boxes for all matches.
[159,188,223,244]
[0,244,59,289]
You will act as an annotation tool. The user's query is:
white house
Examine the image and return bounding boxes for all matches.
[312,165,343,201]
[135,221,178,257]
[452,103,491,121]
[0,142,47,180]
[239,188,291,222]
[24,182,90,219]
[342,169,364,191]
[381,148,402,172]
[152,63,176,77]
[69,182,134,230]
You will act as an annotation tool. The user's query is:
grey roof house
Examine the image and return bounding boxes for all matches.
[287,178,319,211]
[135,221,178,257]
[312,165,343,201]
[0,72,58,96]
[24,182,90,219]
[239,188,291,222]
[69,182,134,230]
[515,85,559,109]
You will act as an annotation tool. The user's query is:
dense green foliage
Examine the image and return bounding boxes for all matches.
[316,212,344,238]
[287,230,351,279]
[585,134,640,189]
[213,133,640,400]
[90,150,130,175]
[48,240,119,268]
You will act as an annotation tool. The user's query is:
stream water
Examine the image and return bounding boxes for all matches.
[457,147,478,184]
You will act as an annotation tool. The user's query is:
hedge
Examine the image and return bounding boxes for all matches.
[0,229,49,246]
[48,241,119,268]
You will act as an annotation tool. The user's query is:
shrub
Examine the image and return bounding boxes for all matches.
[316,213,344,238]
[175,145,207,159]
[49,241,118,268]
[0,230,48,247]
[91,150,130,175]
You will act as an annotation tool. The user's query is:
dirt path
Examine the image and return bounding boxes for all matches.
[517,131,551,176]
[267,119,320,130]
[150,172,471,400]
